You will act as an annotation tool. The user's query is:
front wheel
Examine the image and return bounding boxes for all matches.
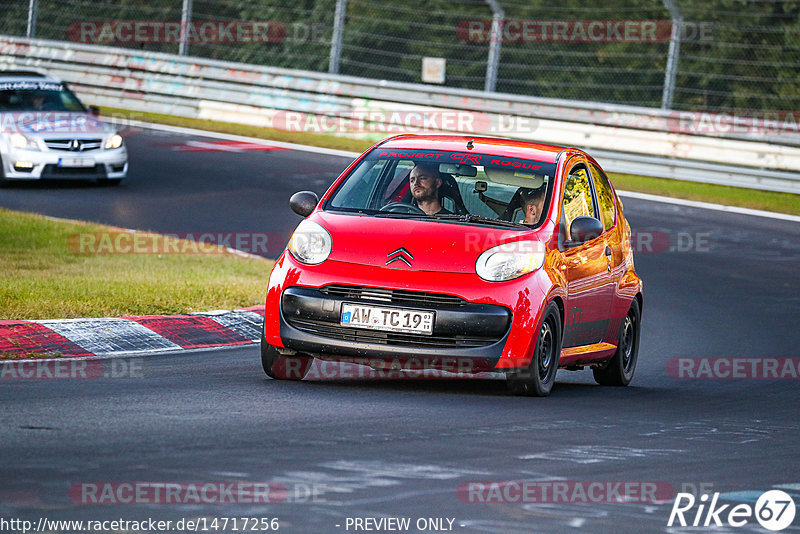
[506,302,562,397]
[593,299,641,386]
[261,329,313,380]
[0,155,9,187]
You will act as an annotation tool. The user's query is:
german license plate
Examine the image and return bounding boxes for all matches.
[341,303,434,335]
[58,157,94,168]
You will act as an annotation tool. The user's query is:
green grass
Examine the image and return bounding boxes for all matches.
[0,208,273,320]
[102,106,800,216]
[609,172,800,216]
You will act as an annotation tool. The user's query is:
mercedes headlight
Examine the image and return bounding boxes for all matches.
[287,220,332,265]
[105,134,123,149]
[10,133,39,151]
[476,241,545,282]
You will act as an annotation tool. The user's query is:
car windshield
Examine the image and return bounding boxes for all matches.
[0,80,86,112]
[325,148,557,229]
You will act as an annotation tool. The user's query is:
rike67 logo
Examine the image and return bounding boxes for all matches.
[668,490,796,531]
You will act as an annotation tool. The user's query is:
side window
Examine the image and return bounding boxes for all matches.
[589,163,616,231]
[562,165,595,231]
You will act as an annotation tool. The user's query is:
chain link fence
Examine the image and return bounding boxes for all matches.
[2,0,798,112]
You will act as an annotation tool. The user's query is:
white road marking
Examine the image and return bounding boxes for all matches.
[36,318,181,355]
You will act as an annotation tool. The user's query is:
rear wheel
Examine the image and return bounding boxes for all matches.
[261,328,312,380]
[593,299,640,386]
[506,302,562,397]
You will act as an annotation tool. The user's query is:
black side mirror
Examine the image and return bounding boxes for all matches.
[88,105,100,116]
[569,216,604,244]
[289,191,319,217]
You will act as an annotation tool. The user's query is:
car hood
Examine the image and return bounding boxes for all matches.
[2,112,113,137]
[314,211,542,274]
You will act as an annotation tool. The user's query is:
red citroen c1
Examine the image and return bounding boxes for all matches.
[261,134,642,396]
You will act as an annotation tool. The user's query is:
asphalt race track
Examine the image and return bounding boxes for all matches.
[1,127,800,533]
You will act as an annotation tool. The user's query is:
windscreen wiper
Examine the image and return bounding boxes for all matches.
[373,212,428,219]
[429,213,529,229]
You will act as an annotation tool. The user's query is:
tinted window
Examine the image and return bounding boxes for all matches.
[0,81,86,112]
[589,163,616,231]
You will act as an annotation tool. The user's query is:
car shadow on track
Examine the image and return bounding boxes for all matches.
[1,179,120,189]
[259,375,660,399]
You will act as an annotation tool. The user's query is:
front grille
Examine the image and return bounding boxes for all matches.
[44,138,102,152]
[320,285,466,307]
[287,318,496,348]
[41,164,106,178]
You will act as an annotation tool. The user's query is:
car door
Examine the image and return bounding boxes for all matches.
[560,160,614,348]
[587,161,628,343]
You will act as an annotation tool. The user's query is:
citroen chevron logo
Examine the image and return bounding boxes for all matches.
[386,247,413,267]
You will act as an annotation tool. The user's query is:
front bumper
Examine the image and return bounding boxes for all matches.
[1,146,128,180]
[279,286,512,370]
[264,254,554,371]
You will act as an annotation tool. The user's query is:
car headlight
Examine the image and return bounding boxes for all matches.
[105,134,123,149]
[287,220,332,265]
[476,241,545,282]
[10,133,39,151]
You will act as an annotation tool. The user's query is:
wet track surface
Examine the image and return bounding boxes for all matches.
[1,127,800,533]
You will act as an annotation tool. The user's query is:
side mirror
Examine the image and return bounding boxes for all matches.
[88,105,100,116]
[569,216,603,244]
[289,191,319,217]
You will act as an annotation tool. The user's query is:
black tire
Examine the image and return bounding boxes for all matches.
[0,154,9,187]
[506,302,562,397]
[593,299,641,386]
[260,328,312,380]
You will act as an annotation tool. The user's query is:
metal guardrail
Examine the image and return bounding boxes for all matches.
[2,35,799,194]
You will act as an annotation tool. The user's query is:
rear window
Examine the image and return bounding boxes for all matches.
[325,148,557,229]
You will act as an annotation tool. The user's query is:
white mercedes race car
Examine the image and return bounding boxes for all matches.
[0,70,127,185]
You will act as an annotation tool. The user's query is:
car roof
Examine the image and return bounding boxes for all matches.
[0,70,61,83]
[376,134,574,164]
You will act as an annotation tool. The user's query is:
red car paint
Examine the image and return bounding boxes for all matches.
[264,134,642,375]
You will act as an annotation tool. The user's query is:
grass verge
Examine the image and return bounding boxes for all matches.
[608,172,800,216]
[102,106,799,216]
[0,207,273,320]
